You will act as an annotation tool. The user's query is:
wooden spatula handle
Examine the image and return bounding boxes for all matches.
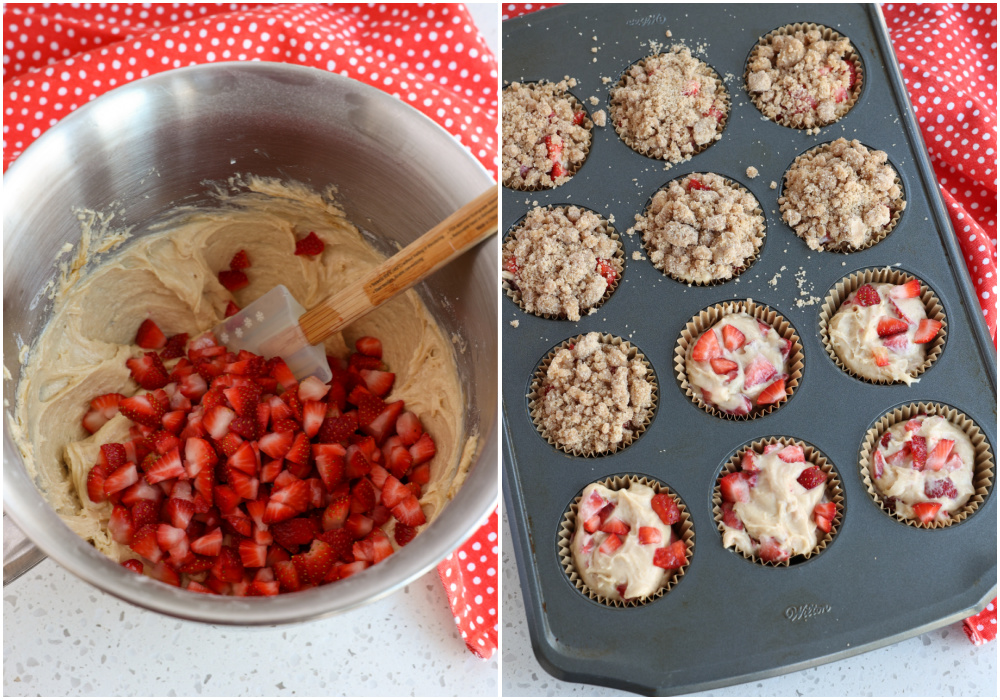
[299,185,498,345]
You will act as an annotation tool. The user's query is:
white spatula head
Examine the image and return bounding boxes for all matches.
[213,285,332,382]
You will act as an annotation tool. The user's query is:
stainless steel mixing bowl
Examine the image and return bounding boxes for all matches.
[2,62,497,624]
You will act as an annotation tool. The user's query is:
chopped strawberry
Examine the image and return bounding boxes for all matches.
[652,540,687,569]
[359,369,395,398]
[599,518,630,536]
[924,477,958,500]
[355,393,386,428]
[164,498,195,530]
[350,478,377,514]
[720,472,754,503]
[883,333,909,352]
[777,444,805,463]
[155,523,189,560]
[650,493,681,526]
[218,269,249,291]
[386,445,413,479]
[238,539,268,568]
[99,443,127,470]
[945,453,964,471]
[294,231,325,256]
[395,411,423,446]
[204,405,236,440]
[292,539,335,584]
[682,79,700,96]
[228,441,259,476]
[409,433,436,466]
[264,480,310,524]
[910,435,928,471]
[394,522,417,547]
[741,451,758,472]
[145,448,186,484]
[756,378,786,405]
[312,443,346,491]
[363,400,405,445]
[721,324,745,351]
[391,495,426,527]
[381,475,411,510]
[872,450,885,480]
[638,527,662,545]
[572,110,586,125]
[104,462,139,496]
[813,502,837,533]
[758,537,789,563]
[274,560,301,592]
[687,177,710,191]
[889,279,921,299]
[135,319,167,350]
[912,501,941,523]
[284,431,311,465]
[872,347,890,367]
[796,466,826,490]
[190,527,223,557]
[82,392,124,433]
[212,546,245,582]
[87,464,109,504]
[851,284,880,307]
[742,356,777,389]
[543,134,563,160]
[109,505,135,545]
[224,384,261,418]
[127,352,170,390]
[224,301,241,318]
[691,330,722,361]
[355,336,383,359]
[229,249,251,270]
[913,319,942,344]
[300,400,326,438]
[925,439,954,471]
[130,524,164,563]
[724,395,753,416]
[322,494,351,532]
[598,533,623,555]
[876,317,909,338]
[720,502,743,530]
[317,413,358,444]
[596,258,617,286]
[121,559,144,575]
[710,358,739,376]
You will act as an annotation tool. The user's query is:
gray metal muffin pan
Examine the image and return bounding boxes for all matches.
[501,4,997,696]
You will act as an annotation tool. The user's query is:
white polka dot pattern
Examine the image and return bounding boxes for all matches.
[437,508,498,658]
[2,3,499,178]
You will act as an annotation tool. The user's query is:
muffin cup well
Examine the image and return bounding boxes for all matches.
[529,334,658,457]
[558,474,694,607]
[859,402,994,529]
[637,173,765,286]
[745,22,864,131]
[502,81,593,191]
[502,205,625,319]
[779,141,905,253]
[712,437,844,567]
[675,300,803,420]
[819,267,947,384]
[610,49,730,163]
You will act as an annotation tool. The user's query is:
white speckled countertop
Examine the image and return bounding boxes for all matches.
[502,512,997,697]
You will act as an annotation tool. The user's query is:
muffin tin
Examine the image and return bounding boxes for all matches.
[501,4,997,695]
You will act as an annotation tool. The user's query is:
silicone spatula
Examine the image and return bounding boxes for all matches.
[212,185,498,381]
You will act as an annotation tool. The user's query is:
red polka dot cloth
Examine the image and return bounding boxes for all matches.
[3,2,499,659]
[437,507,499,658]
[503,2,997,648]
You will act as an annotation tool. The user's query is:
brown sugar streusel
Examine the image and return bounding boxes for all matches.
[538,333,654,455]
[502,80,592,190]
[634,173,764,284]
[780,138,905,251]
[610,47,727,162]
[503,206,619,321]
[747,26,860,129]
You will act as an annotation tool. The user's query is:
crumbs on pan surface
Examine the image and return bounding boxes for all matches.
[746,166,759,179]
[510,320,520,328]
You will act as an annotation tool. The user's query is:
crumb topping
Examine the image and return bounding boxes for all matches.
[635,173,763,283]
[503,206,619,321]
[780,138,905,251]
[748,27,859,128]
[745,166,759,179]
[538,333,653,454]
[610,47,727,162]
[502,80,592,190]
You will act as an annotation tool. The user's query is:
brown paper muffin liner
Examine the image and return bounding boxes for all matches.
[638,173,766,286]
[675,300,803,420]
[558,474,694,607]
[502,81,593,192]
[779,141,905,252]
[610,50,730,163]
[501,205,625,319]
[712,437,844,567]
[859,402,994,529]
[819,267,947,384]
[745,23,864,131]
[529,333,658,457]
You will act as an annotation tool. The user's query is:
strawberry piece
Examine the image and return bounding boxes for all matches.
[224,301,241,318]
[394,522,417,547]
[758,537,789,563]
[258,431,292,461]
[777,445,805,463]
[135,319,167,350]
[204,405,236,440]
[224,384,261,418]
[130,524,163,563]
[682,79,700,96]
[387,445,413,479]
[109,505,135,545]
[912,501,941,523]
[313,443,346,491]
[572,110,586,125]
[598,518,630,536]
[160,333,190,360]
[721,324,745,351]
[756,378,787,405]
[877,317,909,338]
[229,249,251,270]
[104,462,139,496]
[99,443,127,470]
[391,495,426,527]
[650,493,681,526]
[294,231,325,256]
[83,392,126,433]
[598,533,623,555]
[742,356,777,389]
[122,559,144,575]
[156,523,189,560]
[796,466,826,490]
[270,518,319,552]
[543,134,563,160]
[409,433,437,466]
[925,439,954,471]
[264,480,310,524]
[297,376,329,402]
[924,477,958,500]
[710,358,739,375]
[127,352,170,390]
[872,450,885,480]
[883,333,909,352]
[741,451,758,472]
[687,177,710,191]
[652,540,687,569]
[298,400,324,439]
[638,527,662,545]
[218,269,249,291]
[720,472,754,503]
[910,435,928,471]
[409,463,430,486]
[355,336,383,359]
[913,319,942,344]
[190,527,223,557]
[872,347,890,367]
[381,475,411,510]
[691,330,723,361]
[238,539,268,568]
[322,493,351,532]
[212,546,245,582]
[164,498,196,530]
[360,369,395,397]
[889,279,921,299]
[184,437,218,477]
[720,502,743,530]
[854,284,881,307]
[363,400,405,445]
[395,411,423,446]
[317,413,358,444]
[228,441,259,475]
[595,258,617,286]
[86,464,109,504]
[274,560,301,592]
[145,448,185,484]
[284,431,311,465]
[813,502,837,533]
[292,539,335,584]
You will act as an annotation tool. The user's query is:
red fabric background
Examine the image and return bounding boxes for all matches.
[3,2,498,659]
[502,0,997,647]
